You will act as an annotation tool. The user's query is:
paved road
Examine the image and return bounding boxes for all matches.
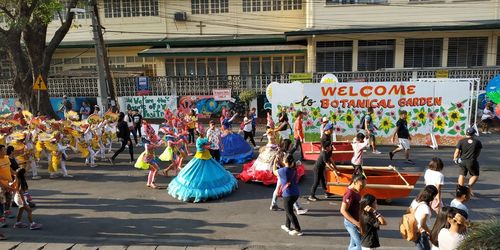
[1,133,499,250]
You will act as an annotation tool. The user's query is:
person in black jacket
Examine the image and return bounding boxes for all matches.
[110,112,134,164]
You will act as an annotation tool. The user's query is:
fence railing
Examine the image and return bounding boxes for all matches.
[0,68,499,98]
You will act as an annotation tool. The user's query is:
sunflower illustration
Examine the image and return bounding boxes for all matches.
[310,107,321,119]
[448,110,461,123]
[379,117,394,133]
[434,116,446,131]
[343,111,355,128]
[416,109,427,123]
[329,110,339,123]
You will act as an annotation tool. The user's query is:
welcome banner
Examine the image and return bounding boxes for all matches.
[268,79,473,146]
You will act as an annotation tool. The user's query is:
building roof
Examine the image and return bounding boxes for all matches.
[285,20,500,36]
[57,35,287,49]
[138,44,307,57]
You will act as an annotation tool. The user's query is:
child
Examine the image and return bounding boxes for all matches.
[12,168,42,230]
[424,157,444,213]
[359,194,387,249]
[450,185,471,216]
[308,140,338,202]
[389,110,413,164]
[351,132,370,177]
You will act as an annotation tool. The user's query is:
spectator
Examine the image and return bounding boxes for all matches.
[453,127,482,195]
[389,110,413,164]
[276,153,303,236]
[289,111,305,161]
[206,120,223,162]
[351,132,370,177]
[79,102,91,120]
[359,194,387,250]
[125,109,137,145]
[132,109,143,143]
[410,185,438,250]
[429,206,453,249]
[243,113,258,149]
[480,101,494,134]
[58,95,73,119]
[424,157,444,213]
[362,107,381,154]
[250,107,257,137]
[93,105,102,117]
[110,112,134,164]
[450,185,471,216]
[340,174,367,250]
[437,208,469,250]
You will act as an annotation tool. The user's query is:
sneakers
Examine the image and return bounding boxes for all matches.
[90,164,97,168]
[289,230,303,236]
[31,175,42,180]
[389,152,394,160]
[324,193,335,199]
[63,174,74,178]
[29,222,42,230]
[295,208,308,215]
[372,150,382,154]
[307,196,319,202]
[270,204,281,211]
[13,222,29,228]
[280,225,291,233]
[405,160,415,165]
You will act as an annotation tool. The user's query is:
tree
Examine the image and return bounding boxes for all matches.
[0,0,79,118]
[238,90,257,113]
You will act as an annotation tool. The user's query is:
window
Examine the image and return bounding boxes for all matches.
[497,37,500,66]
[448,37,488,67]
[76,5,92,19]
[316,41,353,72]
[326,0,387,5]
[263,0,272,11]
[358,40,395,71]
[166,58,227,76]
[104,0,159,18]
[243,0,298,11]
[193,0,227,14]
[241,56,304,74]
[272,0,282,10]
[404,38,442,68]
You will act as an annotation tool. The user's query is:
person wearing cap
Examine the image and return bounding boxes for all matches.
[319,117,330,138]
[289,111,305,161]
[321,122,334,146]
[453,127,482,195]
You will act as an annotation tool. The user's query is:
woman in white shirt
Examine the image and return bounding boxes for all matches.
[424,158,445,213]
[410,185,438,250]
[480,102,494,134]
[437,208,469,250]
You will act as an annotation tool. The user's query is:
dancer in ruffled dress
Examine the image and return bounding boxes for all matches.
[219,108,253,164]
[135,121,163,189]
[168,134,238,202]
[238,127,280,185]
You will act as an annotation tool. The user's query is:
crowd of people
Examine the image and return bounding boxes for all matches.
[0,97,487,249]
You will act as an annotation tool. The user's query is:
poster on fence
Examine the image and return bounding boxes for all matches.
[267,79,473,146]
[118,96,178,119]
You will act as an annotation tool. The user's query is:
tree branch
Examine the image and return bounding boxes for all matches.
[0,5,15,20]
[44,0,79,67]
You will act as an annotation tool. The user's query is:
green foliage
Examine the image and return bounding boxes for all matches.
[239,90,257,105]
[33,0,65,24]
[458,219,500,250]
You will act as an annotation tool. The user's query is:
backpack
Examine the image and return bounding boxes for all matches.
[358,114,367,131]
[399,203,421,241]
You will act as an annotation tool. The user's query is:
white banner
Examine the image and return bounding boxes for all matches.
[268,79,472,146]
[213,89,232,101]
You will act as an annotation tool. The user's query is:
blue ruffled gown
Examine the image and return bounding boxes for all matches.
[220,118,254,164]
[167,138,238,202]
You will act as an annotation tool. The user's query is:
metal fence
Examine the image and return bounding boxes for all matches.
[0,68,499,98]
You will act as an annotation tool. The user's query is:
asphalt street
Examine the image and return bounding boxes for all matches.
[1,133,499,250]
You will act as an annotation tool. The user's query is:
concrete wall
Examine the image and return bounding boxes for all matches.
[308,0,499,29]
